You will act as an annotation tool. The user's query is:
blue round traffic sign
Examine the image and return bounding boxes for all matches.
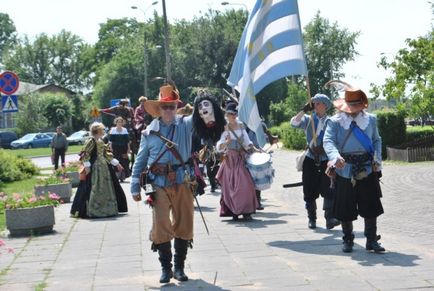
[0,71,20,95]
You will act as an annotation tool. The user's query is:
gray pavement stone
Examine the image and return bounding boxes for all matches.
[1,148,434,290]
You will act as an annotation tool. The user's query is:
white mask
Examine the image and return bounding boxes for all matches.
[198,100,215,126]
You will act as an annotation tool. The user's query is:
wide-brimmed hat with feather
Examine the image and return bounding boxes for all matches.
[325,80,368,113]
[144,83,182,117]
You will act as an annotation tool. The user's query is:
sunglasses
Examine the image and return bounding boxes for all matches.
[160,105,177,111]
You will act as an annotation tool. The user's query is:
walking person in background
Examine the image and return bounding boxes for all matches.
[290,94,340,230]
[216,102,258,221]
[108,117,131,182]
[51,126,69,170]
[134,96,153,132]
[323,82,385,253]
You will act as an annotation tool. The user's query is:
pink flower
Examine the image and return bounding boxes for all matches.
[0,240,5,247]
[13,193,22,200]
[7,248,15,254]
[28,196,37,203]
[49,193,61,200]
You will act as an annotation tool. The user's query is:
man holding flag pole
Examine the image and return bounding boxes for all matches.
[227,0,340,229]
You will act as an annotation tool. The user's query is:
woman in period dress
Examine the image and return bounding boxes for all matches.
[108,117,131,182]
[216,102,258,221]
[71,122,128,218]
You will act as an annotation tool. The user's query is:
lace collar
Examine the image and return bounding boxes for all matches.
[335,111,369,130]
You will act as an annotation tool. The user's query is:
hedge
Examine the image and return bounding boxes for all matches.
[0,150,39,185]
[376,110,407,159]
[270,122,306,150]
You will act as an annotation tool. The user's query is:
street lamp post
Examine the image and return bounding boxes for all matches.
[131,1,158,97]
[161,0,172,82]
[221,1,249,12]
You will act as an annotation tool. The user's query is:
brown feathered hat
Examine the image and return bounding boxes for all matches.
[325,80,368,113]
[143,83,182,117]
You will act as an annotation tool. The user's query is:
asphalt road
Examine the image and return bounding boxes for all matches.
[31,153,80,168]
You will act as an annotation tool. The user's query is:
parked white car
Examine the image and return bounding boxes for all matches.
[67,130,90,145]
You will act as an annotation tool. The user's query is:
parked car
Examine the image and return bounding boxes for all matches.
[44,132,56,138]
[10,133,53,149]
[67,130,90,145]
[0,131,18,149]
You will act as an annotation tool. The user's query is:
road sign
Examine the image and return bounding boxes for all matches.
[2,95,18,112]
[90,106,100,118]
[0,71,20,95]
[110,99,131,107]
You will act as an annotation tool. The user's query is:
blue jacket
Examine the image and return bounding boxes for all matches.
[323,111,382,179]
[130,115,193,195]
[290,113,329,161]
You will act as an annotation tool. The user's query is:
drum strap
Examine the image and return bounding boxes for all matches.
[228,124,249,154]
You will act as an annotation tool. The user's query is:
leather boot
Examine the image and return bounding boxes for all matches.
[256,190,264,210]
[364,217,385,253]
[157,242,173,283]
[173,238,189,281]
[324,198,340,229]
[341,221,354,253]
[306,200,317,229]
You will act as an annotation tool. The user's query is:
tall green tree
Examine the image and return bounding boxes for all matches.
[373,30,433,120]
[3,30,88,91]
[303,11,360,97]
[15,93,48,135]
[0,13,17,63]
[40,94,73,128]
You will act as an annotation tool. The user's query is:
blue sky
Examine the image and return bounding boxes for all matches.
[2,0,432,94]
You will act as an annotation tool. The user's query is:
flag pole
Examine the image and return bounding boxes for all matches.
[305,75,318,146]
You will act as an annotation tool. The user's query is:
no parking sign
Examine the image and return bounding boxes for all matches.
[0,71,20,95]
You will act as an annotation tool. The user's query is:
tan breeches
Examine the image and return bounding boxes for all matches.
[150,183,194,244]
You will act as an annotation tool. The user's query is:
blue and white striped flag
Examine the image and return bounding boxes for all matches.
[227,0,308,146]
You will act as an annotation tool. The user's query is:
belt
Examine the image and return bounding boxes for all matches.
[150,163,183,176]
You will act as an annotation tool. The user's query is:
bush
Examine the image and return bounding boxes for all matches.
[406,126,434,142]
[0,150,39,183]
[271,122,306,150]
[376,110,406,159]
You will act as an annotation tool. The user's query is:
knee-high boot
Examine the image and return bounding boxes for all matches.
[341,221,354,253]
[173,238,189,281]
[156,241,173,283]
[364,217,385,253]
[323,198,340,230]
[256,190,264,210]
[306,200,317,229]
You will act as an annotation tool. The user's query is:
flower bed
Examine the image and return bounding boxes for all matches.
[0,192,61,237]
[35,174,72,203]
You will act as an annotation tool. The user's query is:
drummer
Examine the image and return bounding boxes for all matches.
[216,102,258,221]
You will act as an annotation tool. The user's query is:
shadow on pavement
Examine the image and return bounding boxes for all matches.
[223,218,288,229]
[268,235,421,267]
[194,206,216,213]
[254,211,297,219]
[153,279,231,290]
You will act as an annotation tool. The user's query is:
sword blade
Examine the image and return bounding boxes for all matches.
[194,194,210,235]
[282,182,303,188]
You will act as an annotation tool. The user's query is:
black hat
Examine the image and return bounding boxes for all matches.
[225,102,238,114]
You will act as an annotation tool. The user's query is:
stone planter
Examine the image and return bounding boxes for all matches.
[5,205,55,237]
[66,171,80,187]
[34,183,72,203]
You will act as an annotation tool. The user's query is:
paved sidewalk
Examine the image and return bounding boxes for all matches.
[1,148,434,290]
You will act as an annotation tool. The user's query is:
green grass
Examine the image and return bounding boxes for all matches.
[0,177,39,231]
[406,125,434,133]
[0,176,38,194]
[2,145,82,158]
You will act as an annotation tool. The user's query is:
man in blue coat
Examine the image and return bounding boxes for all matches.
[323,83,385,253]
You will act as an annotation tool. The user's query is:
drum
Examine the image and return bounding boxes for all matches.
[246,152,274,191]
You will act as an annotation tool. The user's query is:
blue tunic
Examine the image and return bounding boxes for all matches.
[130,115,193,194]
[323,111,382,179]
